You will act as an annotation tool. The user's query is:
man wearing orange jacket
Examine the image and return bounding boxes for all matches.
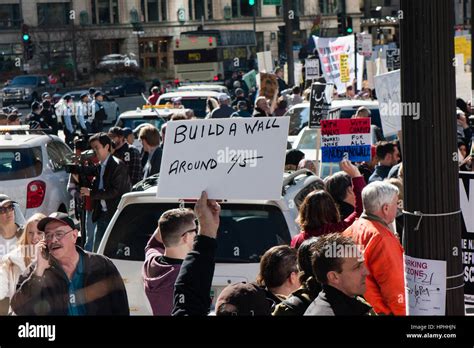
[343,181,406,315]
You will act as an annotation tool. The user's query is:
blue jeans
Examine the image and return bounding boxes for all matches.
[93,213,111,252]
[83,210,96,252]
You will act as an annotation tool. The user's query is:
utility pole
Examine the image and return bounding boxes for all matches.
[400,0,464,315]
[70,0,78,83]
[283,0,294,86]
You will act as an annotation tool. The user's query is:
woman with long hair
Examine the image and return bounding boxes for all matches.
[0,213,45,314]
[291,160,365,249]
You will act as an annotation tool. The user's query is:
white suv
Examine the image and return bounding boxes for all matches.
[97,170,324,315]
[0,126,73,219]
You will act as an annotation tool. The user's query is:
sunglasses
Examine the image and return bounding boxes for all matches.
[0,204,14,214]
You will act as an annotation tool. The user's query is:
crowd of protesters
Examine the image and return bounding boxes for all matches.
[0,66,472,317]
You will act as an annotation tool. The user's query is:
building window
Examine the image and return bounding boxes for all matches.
[232,0,261,18]
[91,0,119,24]
[188,0,212,20]
[139,37,171,72]
[37,3,71,27]
[0,4,21,29]
[141,0,168,21]
[0,43,22,74]
[319,0,338,15]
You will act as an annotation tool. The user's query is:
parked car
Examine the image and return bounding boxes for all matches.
[284,100,385,145]
[102,77,146,97]
[97,170,323,315]
[115,106,178,151]
[97,54,139,72]
[177,84,230,94]
[67,90,120,125]
[1,75,54,107]
[157,91,223,118]
[0,126,73,219]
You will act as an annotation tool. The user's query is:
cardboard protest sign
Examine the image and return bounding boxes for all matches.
[309,82,331,128]
[259,73,278,99]
[374,69,401,138]
[157,117,290,200]
[320,118,371,162]
[460,172,474,305]
[242,70,257,90]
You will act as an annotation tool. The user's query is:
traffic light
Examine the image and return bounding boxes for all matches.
[346,17,353,34]
[249,0,255,5]
[337,13,346,35]
[21,24,34,60]
[21,24,30,43]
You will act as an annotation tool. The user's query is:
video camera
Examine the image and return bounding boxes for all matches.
[64,150,98,178]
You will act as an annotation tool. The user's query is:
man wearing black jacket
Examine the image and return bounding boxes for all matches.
[80,133,131,251]
[11,212,129,315]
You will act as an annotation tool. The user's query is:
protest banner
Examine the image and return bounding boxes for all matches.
[404,255,447,315]
[320,117,371,162]
[339,54,350,83]
[455,36,472,64]
[305,58,320,80]
[259,72,278,99]
[313,35,364,93]
[460,172,474,305]
[374,69,401,138]
[309,82,331,128]
[157,117,290,200]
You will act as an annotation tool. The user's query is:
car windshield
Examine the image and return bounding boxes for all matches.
[0,147,43,180]
[158,97,208,118]
[104,202,290,262]
[115,117,166,131]
[296,129,317,150]
[285,106,309,136]
[10,76,38,86]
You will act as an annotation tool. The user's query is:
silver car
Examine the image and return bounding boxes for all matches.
[0,127,73,219]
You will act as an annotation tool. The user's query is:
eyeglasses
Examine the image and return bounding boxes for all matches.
[0,204,14,214]
[44,229,74,242]
[181,227,198,237]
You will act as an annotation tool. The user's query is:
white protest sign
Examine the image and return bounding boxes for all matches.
[157,117,290,200]
[257,51,273,73]
[374,69,401,137]
[357,33,372,57]
[313,35,365,93]
[404,255,446,315]
[305,58,320,80]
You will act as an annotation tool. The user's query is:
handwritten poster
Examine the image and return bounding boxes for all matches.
[320,118,371,162]
[404,255,446,315]
[460,172,474,305]
[374,69,401,138]
[305,58,320,80]
[157,117,290,200]
[339,54,350,83]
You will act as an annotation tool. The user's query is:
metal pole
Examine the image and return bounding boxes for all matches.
[70,0,78,82]
[354,32,358,93]
[283,0,294,86]
[400,0,464,315]
[253,2,256,34]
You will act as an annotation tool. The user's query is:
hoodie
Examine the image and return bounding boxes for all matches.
[0,246,30,314]
[142,235,182,315]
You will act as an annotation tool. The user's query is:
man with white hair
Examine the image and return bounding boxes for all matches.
[343,181,405,315]
[209,94,234,119]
